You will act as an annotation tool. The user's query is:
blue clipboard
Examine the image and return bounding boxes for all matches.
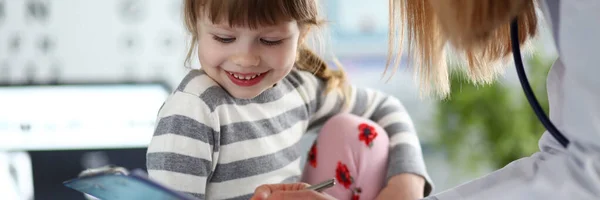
[63,167,198,200]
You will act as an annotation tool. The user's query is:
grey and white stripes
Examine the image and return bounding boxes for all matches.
[147,69,433,199]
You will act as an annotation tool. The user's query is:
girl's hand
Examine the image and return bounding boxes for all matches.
[250,183,336,200]
[376,186,419,200]
[375,173,425,200]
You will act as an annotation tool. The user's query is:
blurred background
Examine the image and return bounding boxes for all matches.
[0,0,559,199]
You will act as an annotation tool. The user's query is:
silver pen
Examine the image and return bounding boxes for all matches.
[305,178,336,192]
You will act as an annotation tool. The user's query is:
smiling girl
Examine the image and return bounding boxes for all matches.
[146,1,432,199]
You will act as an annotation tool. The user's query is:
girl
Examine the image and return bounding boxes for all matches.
[258,0,600,199]
[146,0,432,200]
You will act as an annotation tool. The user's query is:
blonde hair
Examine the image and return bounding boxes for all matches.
[387,0,539,97]
[183,0,347,94]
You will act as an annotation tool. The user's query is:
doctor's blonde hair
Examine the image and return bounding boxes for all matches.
[183,0,347,94]
[387,0,539,97]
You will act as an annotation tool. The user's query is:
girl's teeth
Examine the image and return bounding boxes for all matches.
[228,71,263,80]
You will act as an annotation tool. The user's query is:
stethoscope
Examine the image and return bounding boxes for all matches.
[510,18,569,148]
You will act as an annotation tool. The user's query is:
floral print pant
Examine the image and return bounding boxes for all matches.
[301,113,389,200]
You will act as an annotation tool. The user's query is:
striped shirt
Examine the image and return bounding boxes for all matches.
[147,69,433,199]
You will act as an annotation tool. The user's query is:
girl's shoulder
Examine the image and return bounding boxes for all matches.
[284,69,321,87]
[162,69,231,114]
[173,69,222,97]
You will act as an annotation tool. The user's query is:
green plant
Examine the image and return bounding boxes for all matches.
[434,53,553,171]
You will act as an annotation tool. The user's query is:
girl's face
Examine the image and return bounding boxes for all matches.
[197,16,303,99]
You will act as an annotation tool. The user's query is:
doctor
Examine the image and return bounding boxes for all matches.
[251,0,600,199]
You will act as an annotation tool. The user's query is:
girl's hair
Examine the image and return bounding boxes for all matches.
[387,0,538,97]
[183,0,347,94]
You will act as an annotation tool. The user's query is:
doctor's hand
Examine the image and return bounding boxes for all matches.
[250,182,336,200]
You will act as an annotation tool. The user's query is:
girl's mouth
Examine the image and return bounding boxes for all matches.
[224,70,269,87]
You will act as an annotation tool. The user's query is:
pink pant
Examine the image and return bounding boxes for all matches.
[301,113,389,200]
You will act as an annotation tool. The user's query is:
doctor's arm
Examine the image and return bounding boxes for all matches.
[425,133,600,200]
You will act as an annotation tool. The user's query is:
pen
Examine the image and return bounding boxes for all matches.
[305,178,336,192]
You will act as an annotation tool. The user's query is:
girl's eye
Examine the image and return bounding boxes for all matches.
[260,38,283,46]
[213,35,235,43]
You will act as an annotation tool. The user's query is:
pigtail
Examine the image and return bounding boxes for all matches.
[295,44,350,99]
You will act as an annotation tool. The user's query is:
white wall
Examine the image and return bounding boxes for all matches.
[0,0,189,87]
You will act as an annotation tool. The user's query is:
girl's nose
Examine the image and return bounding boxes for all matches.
[231,54,260,68]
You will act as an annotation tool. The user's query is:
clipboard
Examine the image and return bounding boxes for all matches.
[63,166,198,200]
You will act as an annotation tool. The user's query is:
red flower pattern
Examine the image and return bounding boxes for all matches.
[308,123,378,198]
[352,188,362,200]
[358,123,378,147]
[308,142,317,168]
[335,161,353,189]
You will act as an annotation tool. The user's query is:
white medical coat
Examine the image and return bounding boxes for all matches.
[425,0,600,199]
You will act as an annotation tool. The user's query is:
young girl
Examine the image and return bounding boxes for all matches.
[146,0,432,199]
